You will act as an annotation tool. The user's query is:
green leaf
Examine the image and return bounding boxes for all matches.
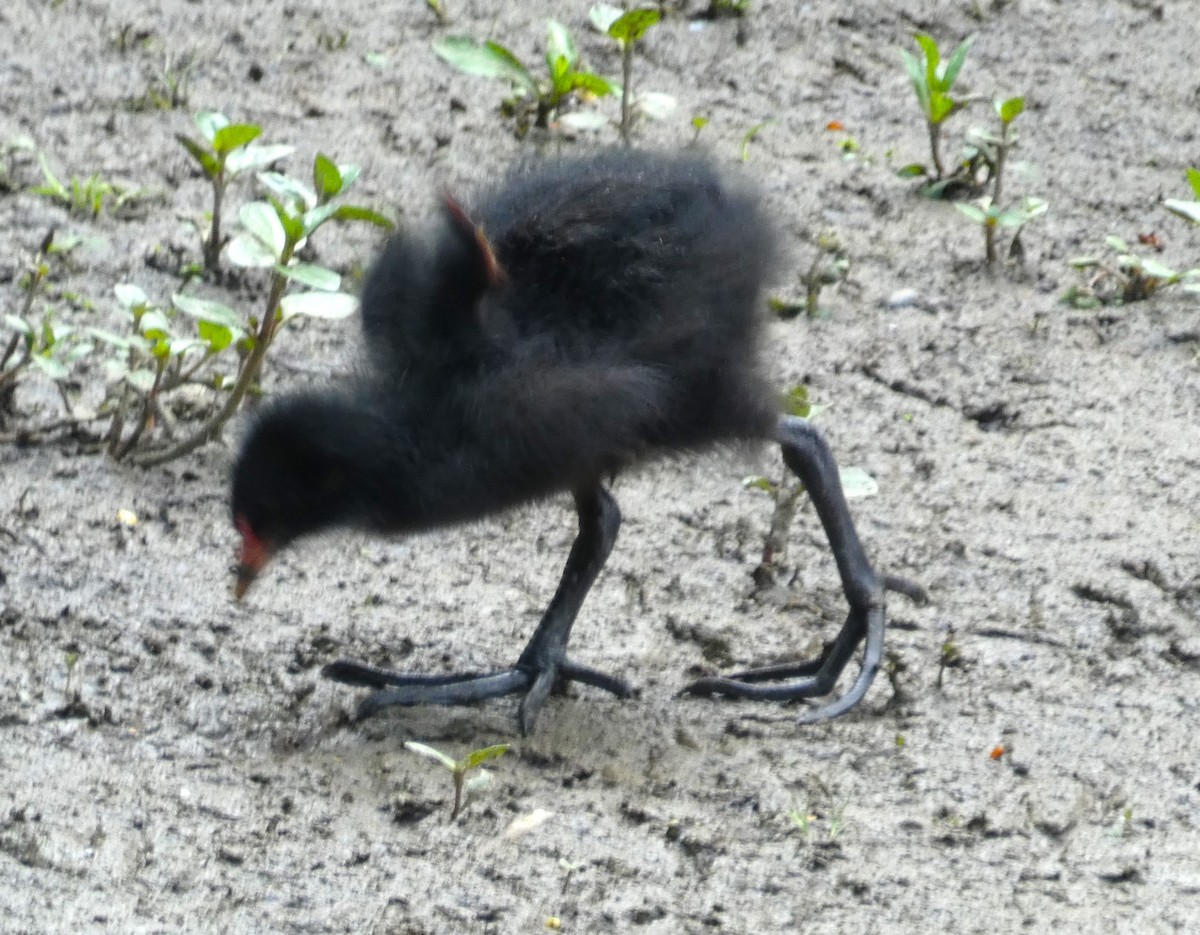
[167,337,207,357]
[1105,235,1129,252]
[172,293,242,329]
[1164,198,1200,225]
[4,314,33,336]
[332,204,395,230]
[312,153,343,200]
[125,368,157,392]
[740,119,773,162]
[337,164,361,189]
[276,207,306,245]
[276,262,341,291]
[839,466,879,499]
[589,3,624,33]
[256,171,316,209]
[114,283,149,311]
[194,111,229,144]
[941,34,975,90]
[1138,257,1180,281]
[139,309,173,340]
[567,71,617,97]
[240,201,287,258]
[895,163,928,178]
[176,134,220,176]
[226,143,296,176]
[691,115,710,131]
[899,49,930,115]
[996,96,1024,125]
[741,475,778,494]
[780,384,812,418]
[956,203,988,223]
[546,19,577,72]
[279,291,358,321]
[403,741,458,771]
[30,354,69,381]
[225,232,277,268]
[197,319,235,352]
[462,744,510,770]
[1187,167,1200,199]
[1067,256,1100,269]
[609,9,661,43]
[432,36,539,98]
[913,33,940,87]
[212,123,262,155]
[301,202,340,236]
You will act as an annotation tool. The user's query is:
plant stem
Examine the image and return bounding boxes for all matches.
[985,120,1010,265]
[927,120,944,179]
[620,41,633,146]
[204,172,226,274]
[131,246,293,466]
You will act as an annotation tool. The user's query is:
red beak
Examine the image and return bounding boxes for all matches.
[234,516,272,601]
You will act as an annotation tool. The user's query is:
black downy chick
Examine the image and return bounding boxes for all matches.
[232,149,890,734]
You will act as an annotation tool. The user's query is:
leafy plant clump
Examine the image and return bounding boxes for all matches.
[405,741,510,820]
[433,21,616,136]
[1062,235,1200,308]
[94,153,391,465]
[177,111,295,274]
[589,5,676,145]
[898,32,976,189]
[954,97,1048,265]
[2,232,95,429]
[31,154,150,219]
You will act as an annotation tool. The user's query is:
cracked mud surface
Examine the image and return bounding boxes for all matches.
[1,1,1198,932]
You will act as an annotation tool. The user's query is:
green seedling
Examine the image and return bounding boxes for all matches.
[954,97,1047,264]
[2,232,93,419]
[112,154,391,466]
[1063,235,1200,308]
[589,5,674,145]
[140,49,201,110]
[802,231,849,317]
[898,32,976,187]
[405,741,509,820]
[433,21,616,136]
[937,632,961,688]
[740,119,772,162]
[31,155,148,218]
[177,111,296,274]
[689,114,710,145]
[1163,167,1200,226]
[743,386,876,590]
[788,797,850,843]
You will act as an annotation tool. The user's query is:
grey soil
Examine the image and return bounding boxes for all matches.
[2,1,1199,932]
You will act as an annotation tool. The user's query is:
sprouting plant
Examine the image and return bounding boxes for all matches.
[1062,236,1200,308]
[433,21,616,136]
[31,155,149,219]
[954,98,1047,264]
[743,386,876,590]
[2,232,93,421]
[788,797,850,843]
[898,33,976,185]
[404,741,509,820]
[142,48,202,110]
[689,115,710,145]
[176,111,295,274]
[589,5,674,146]
[740,119,772,162]
[704,0,751,17]
[107,154,391,466]
[1163,167,1200,226]
[802,231,849,317]
[937,630,961,687]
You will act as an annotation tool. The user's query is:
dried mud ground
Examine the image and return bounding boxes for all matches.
[2,1,1199,933]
